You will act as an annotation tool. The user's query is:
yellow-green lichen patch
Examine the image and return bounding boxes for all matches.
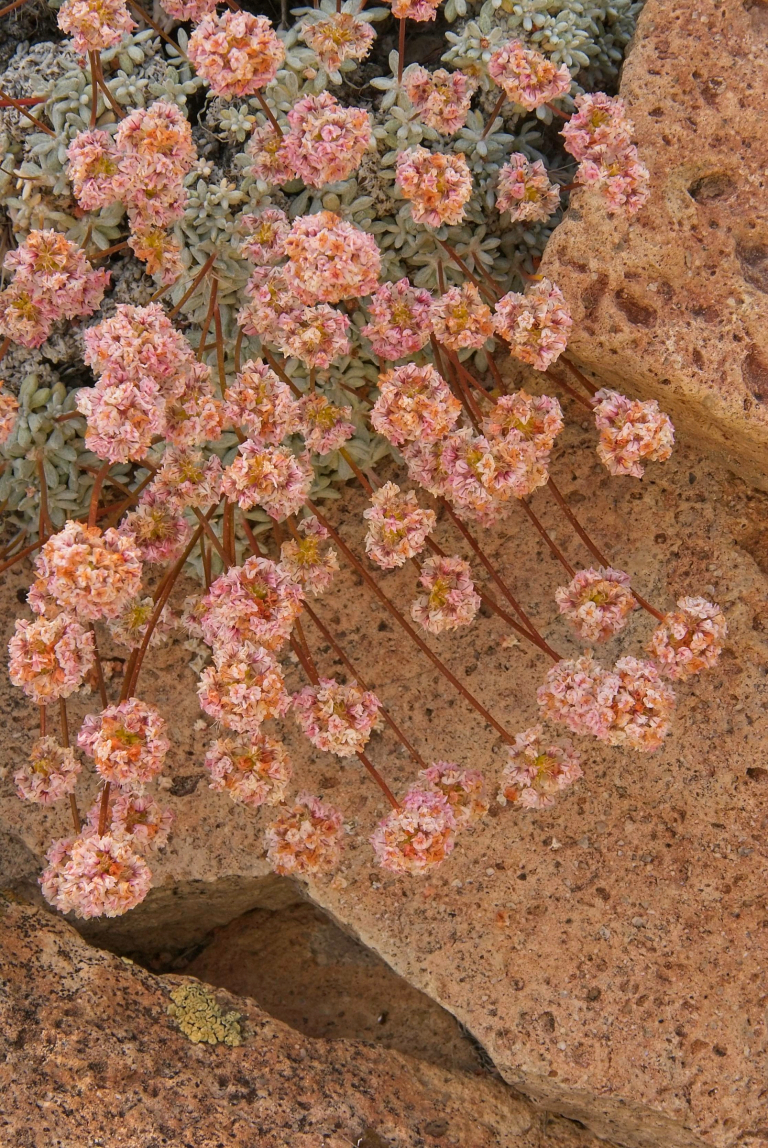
[167,982,243,1046]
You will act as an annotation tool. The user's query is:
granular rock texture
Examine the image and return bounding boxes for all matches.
[541,0,768,488]
[1,411,767,1148]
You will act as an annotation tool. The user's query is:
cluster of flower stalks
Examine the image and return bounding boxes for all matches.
[0,0,727,919]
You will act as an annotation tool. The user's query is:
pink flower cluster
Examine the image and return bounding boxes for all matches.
[188,11,285,99]
[160,0,216,21]
[418,762,488,826]
[562,92,649,214]
[238,209,290,265]
[404,67,477,135]
[57,0,135,55]
[34,520,143,621]
[371,363,461,446]
[150,447,222,513]
[493,278,572,372]
[499,725,582,809]
[14,736,81,805]
[411,553,480,633]
[279,516,339,597]
[78,697,170,789]
[362,278,434,361]
[431,283,494,352]
[277,304,351,370]
[87,791,174,851]
[205,733,291,808]
[396,147,473,228]
[299,11,375,73]
[488,39,571,111]
[40,832,152,919]
[485,389,563,455]
[593,388,674,477]
[391,0,440,18]
[496,154,561,222]
[107,596,177,651]
[0,230,109,349]
[403,432,499,526]
[371,788,455,874]
[293,394,355,455]
[283,211,381,304]
[284,93,372,188]
[555,566,637,643]
[8,614,94,704]
[119,491,192,565]
[223,358,296,443]
[221,441,313,519]
[647,597,726,680]
[200,556,304,653]
[265,792,345,876]
[363,481,436,569]
[198,642,290,732]
[292,677,382,758]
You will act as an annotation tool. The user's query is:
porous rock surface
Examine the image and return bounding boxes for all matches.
[0,895,592,1148]
[540,0,768,488]
[2,411,767,1148]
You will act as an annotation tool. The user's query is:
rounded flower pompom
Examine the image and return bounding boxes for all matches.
[106,596,177,651]
[391,0,440,19]
[40,832,152,919]
[8,614,94,703]
[86,791,174,852]
[293,394,355,455]
[403,67,477,135]
[361,278,434,361]
[14,737,81,805]
[363,481,436,570]
[593,388,674,478]
[34,521,142,621]
[119,491,192,566]
[279,516,338,597]
[537,652,618,741]
[371,788,456,874]
[66,130,128,212]
[562,93,649,215]
[197,642,290,733]
[200,556,304,653]
[283,211,381,305]
[431,283,494,351]
[247,124,295,187]
[498,725,582,809]
[488,39,571,111]
[78,698,170,789]
[299,11,375,73]
[496,154,561,222]
[58,0,136,56]
[159,0,217,21]
[205,733,291,808]
[188,11,285,99]
[555,567,638,643]
[277,304,351,370]
[493,279,572,371]
[418,762,488,826]
[647,597,726,681]
[484,390,563,459]
[607,656,675,753]
[238,208,290,265]
[128,228,185,286]
[76,374,165,464]
[149,447,222,513]
[265,792,345,876]
[370,363,461,446]
[284,92,372,188]
[221,441,314,519]
[239,266,303,344]
[292,678,382,758]
[396,146,473,228]
[434,428,501,522]
[223,358,297,445]
[411,554,481,634]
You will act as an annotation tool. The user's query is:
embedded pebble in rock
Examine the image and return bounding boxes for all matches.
[541,0,768,490]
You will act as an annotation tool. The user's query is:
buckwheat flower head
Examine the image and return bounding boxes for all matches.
[0,284,56,348]
[86,791,174,851]
[279,515,338,597]
[150,446,222,512]
[205,732,291,808]
[284,92,372,188]
[39,835,77,912]
[577,151,650,214]
[116,99,196,174]
[15,737,81,805]
[363,481,436,569]
[35,521,143,621]
[43,832,152,918]
[0,390,19,443]
[411,553,480,633]
[555,567,637,643]
[188,11,285,99]
[371,363,461,446]
[277,304,351,370]
[107,595,177,651]
[239,266,303,343]
[498,725,582,809]
[561,92,634,163]
[120,491,192,565]
[247,124,294,186]
[198,642,290,732]
[126,182,189,230]
[223,358,297,444]
[496,154,561,222]
[159,0,216,21]
[396,147,473,228]
[284,211,381,304]
[607,656,675,753]
[647,597,726,681]
[163,363,223,448]
[371,788,456,875]
[181,592,207,639]
[431,283,494,351]
[293,393,355,454]
[404,66,477,135]
[1,230,109,337]
[57,0,136,56]
[493,279,572,371]
[77,374,165,463]
[221,440,313,519]
[265,792,344,877]
[9,614,95,704]
[537,652,619,741]
[238,208,290,265]
[484,390,563,458]
[67,130,128,211]
[486,432,548,500]
[391,0,440,20]
[418,762,488,826]
[593,388,674,478]
[128,227,185,286]
[361,278,434,361]
[83,302,194,392]
[437,427,501,522]
[299,11,375,72]
[292,678,382,758]
[78,698,170,788]
[488,39,571,110]
[201,556,304,653]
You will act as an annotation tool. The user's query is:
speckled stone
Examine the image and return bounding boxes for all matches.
[540,0,768,489]
[1,409,767,1148]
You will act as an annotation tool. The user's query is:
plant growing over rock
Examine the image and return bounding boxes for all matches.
[0,0,727,918]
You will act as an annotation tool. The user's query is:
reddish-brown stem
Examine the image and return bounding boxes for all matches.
[309,366,316,393]
[191,505,229,567]
[339,446,372,494]
[435,238,498,304]
[357,751,401,811]
[0,84,56,136]
[54,410,83,423]
[60,696,81,831]
[443,347,485,428]
[102,469,155,528]
[213,299,227,395]
[308,501,515,744]
[448,349,493,402]
[88,53,99,129]
[89,623,109,707]
[88,239,130,261]
[234,327,244,374]
[97,782,111,836]
[36,454,51,540]
[256,91,283,137]
[0,536,44,575]
[239,510,265,558]
[201,537,211,589]
[486,352,506,394]
[0,528,26,563]
[0,336,11,361]
[0,97,45,106]
[302,598,427,770]
[560,355,598,398]
[223,500,236,565]
[545,101,569,119]
[0,0,33,20]
[70,793,82,834]
[436,259,446,296]
[128,0,190,60]
[519,498,575,577]
[87,461,111,529]
[261,347,302,397]
[93,56,126,119]
[544,367,594,411]
[480,90,506,141]
[196,278,218,362]
[290,630,319,684]
[39,705,46,736]
[169,249,218,319]
[397,17,406,84]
